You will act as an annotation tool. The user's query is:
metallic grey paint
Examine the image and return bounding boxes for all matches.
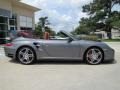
[4,31,115,62]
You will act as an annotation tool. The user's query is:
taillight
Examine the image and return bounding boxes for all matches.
[4,43,13,47]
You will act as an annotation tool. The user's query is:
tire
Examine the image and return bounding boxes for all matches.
[84,47,103,65]
[16,47,36,65]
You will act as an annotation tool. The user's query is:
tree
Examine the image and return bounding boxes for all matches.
[39,16,50,32]
[35,24,43,38]
[45,26,56,36]
[72,17,96,35]
[75,0,120,39]
[35,16,56,38]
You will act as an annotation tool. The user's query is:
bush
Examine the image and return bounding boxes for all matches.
[77,35,99,41]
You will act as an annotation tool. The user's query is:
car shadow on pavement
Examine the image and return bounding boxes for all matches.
[102,60,117,65]
[35,60,86,65]
[9,59,117,65]
[9,59,85,65]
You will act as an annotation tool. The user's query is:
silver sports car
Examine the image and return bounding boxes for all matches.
[4,31,115,65]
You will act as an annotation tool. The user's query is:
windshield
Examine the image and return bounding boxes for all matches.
[68,33,79,40]
[60,31,79,40]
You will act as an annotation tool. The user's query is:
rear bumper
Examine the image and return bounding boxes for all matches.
[4,46,15,59]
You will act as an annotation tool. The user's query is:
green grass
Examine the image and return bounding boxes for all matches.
[102,39,120,42]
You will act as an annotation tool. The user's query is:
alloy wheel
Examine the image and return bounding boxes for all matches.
[86,48,103,65]
[18,47,35,64]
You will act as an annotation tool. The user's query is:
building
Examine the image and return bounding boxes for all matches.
[94,29,120,39]
[0,0,40,44]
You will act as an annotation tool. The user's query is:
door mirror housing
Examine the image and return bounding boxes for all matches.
[68,37,73,43]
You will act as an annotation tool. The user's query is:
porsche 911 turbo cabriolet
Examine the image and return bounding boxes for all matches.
[4,31,115,65]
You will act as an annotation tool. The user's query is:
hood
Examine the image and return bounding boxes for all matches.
[80,39,102,42]
[79,39,112,49]
[78,39,107,47]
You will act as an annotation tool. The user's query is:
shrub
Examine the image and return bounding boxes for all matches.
[77,35,99,41]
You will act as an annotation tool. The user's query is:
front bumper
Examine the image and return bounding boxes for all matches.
[103,48,115,61]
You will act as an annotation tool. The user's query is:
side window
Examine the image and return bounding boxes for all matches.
[20,16,33,31]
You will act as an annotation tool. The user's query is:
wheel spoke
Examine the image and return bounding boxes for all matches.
[91,49,96,55]
[19,51,24,56]
[20,56,25,62]
[26,57,30,62]
[97,51,101,56]
[25,48,29,54]
[28,54,33,57]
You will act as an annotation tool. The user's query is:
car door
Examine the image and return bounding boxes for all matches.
[42,39,80,58]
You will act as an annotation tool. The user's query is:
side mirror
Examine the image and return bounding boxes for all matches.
[68,37,73,43]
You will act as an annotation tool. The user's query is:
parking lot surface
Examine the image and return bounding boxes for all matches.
[0,42,120,90]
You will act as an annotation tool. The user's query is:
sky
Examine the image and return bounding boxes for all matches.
[21,0,92,32]
[21,0,120,32]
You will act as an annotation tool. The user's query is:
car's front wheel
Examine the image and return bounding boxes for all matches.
[17,47,36,65]
[85,47,103,65]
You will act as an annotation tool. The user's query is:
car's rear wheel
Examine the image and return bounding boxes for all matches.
[85,47,103,65]
[17,47,36,65]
